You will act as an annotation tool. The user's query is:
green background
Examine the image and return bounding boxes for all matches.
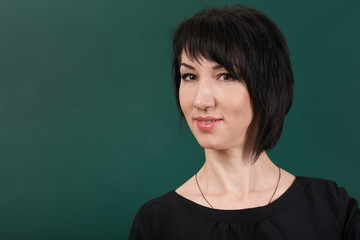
[0,0,359,239]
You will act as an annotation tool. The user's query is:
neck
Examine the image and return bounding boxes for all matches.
[198,148,278,196]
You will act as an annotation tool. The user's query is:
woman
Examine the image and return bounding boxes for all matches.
[129,5,360,239]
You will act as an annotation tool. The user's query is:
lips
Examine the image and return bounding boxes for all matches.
[194,116,221,131]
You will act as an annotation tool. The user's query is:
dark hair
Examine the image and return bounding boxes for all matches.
[172,5,294,161]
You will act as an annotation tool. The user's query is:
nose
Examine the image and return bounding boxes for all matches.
[193,80,215,110]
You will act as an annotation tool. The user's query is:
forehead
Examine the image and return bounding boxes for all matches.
[180,50,223,69]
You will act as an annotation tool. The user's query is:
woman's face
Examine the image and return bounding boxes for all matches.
[179,51,255,151]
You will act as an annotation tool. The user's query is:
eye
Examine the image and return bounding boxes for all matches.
[181,73,197,81]
[219,73,234,81]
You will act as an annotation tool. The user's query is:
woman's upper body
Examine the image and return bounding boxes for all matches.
[129,4,360,239]
[129,176,360,240]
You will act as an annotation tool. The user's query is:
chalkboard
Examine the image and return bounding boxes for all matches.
[0,0,359,239]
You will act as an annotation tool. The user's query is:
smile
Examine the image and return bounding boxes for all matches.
[194,117,221,131]
[201,120,217,124]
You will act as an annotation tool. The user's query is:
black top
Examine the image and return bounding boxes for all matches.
[129,176,360,240]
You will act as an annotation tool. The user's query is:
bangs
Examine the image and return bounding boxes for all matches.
[173,12,245,80]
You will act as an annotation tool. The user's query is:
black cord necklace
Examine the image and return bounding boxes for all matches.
[195,166,282,209]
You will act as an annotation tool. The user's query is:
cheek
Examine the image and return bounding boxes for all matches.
[179,83,193,116]
[226,90,253,124]
[179,84,186,114]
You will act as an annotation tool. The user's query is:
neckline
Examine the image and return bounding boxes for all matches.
[169,176,307,222]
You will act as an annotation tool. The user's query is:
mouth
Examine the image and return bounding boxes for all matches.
[194,117,221,131]
[199,120,218,124]
[195,116,221,121]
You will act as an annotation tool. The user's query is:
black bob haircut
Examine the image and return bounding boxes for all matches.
[172,5,294,162]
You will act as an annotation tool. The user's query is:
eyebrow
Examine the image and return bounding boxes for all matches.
[180,63,195,70]
[180,63,225,70]
[212,64,224,70]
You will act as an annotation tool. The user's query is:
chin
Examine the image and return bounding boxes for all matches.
[196,138,227,150]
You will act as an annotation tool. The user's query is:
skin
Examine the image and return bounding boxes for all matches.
[175,51,296,210]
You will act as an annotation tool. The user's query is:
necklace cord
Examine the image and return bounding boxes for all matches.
[195,172,214,208]
[268,166,281,204]
[195,166,281,209]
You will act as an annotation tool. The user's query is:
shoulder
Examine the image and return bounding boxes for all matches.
[143,190,176,208]
[277,175,356,211]
[297,176,351,195]
[297,176,353,200]
[129,191,179,239]
[297,176,360,224]
[293,176,358,213]
[135,190,179,219]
